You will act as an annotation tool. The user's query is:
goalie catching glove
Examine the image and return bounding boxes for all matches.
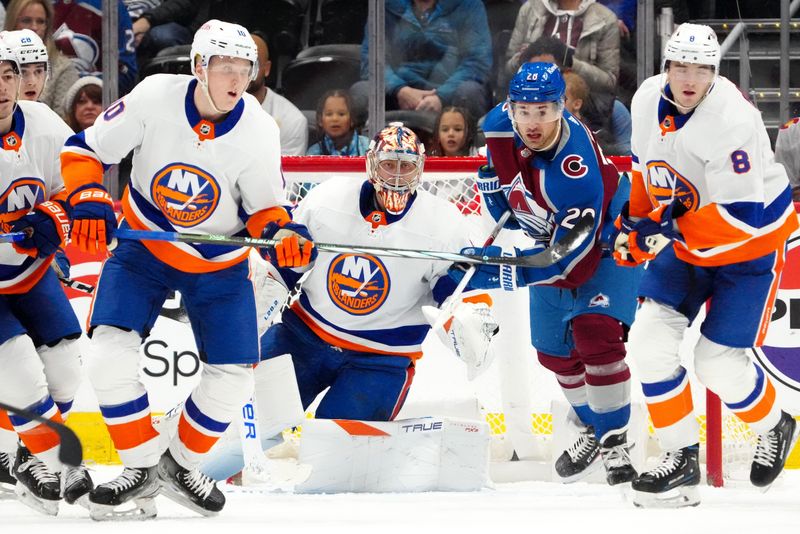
[422,294,500,380]
[11,201,71,258]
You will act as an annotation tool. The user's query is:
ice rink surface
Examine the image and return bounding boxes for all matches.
[3,466,800,534]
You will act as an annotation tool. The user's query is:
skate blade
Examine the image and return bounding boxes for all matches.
[68,493,91,510]
[14,482,59,516]
[556,455,603,484]
[632,486,700,508]
[89,498,157,521]
[0,482,16,500]
[159,479,219,517]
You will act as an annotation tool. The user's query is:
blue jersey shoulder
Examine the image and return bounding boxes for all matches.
[482,102,512,134]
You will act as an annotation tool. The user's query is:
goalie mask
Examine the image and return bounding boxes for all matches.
[367,122,425,215]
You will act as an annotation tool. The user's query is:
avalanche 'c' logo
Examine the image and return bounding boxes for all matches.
[645,161,699,212]
[561,154,588,179]
[0,177,45,232]
[150,163,220,227]
[327,254,390,315]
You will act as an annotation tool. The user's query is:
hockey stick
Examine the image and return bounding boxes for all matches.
[0,231,26,243]
[114,213,594,268]
[0,400,82,467]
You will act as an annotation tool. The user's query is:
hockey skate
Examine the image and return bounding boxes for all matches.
[600,430,637,486]
[0,451,16,499]
[158,450,225,516]
[88,466,159,521]
[13,445,61,516]
[554,426,601,482]
[750,411,798,489]
[62,464,93,507]
[631,444,700,508]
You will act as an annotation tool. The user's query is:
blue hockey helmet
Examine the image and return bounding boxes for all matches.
[508,62,566,104]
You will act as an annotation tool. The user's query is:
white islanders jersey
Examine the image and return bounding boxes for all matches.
[630,75,798,266]
[289,177,476,359]
[61,74,288,273]
[0,101,72,293]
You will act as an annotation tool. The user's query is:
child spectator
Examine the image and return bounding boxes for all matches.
[430,106,477,156]
[63,76,102,132]
[307,90,370,156]
[4,0,79,116]
[562,70,589,119]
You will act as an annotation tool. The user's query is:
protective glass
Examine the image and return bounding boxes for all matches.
[20,63,46,84]
[508,100,563,125]
[667,63,716,83]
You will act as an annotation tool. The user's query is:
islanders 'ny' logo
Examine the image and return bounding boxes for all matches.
[0,178,45,232]
[151,163,220,227]
[327,254,390,315]
[644,161,699,212]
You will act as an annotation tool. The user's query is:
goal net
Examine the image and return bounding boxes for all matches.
[280,155,755,486]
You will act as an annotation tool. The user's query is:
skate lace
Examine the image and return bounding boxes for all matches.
[104,468,144,493]
[602,444,632,469]
[649,450,683,478]
[0,452,10,470]
[180,469,216,500]
[753,431,779,467]
[567,430,598,462]
[25,457,59,485]
[64,466,87,487]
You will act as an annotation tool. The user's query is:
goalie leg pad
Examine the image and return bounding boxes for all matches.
[254,354,305,436]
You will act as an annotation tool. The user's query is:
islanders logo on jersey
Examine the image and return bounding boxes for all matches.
[0,178,45,232]
[644,161,699,212]
[327,254,390,315]
[752,236,800,396]
[151,163,220,227]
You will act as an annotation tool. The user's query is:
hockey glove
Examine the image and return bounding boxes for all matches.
[611,201,642,267]
[448,245,519,291]
[476,165,520,230]
[67,183,116,255]
[11,201,70,258]
[627,200,688,263]
[421,293,499,380]
[261,220,317,269]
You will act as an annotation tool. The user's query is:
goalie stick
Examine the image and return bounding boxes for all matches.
[0,400,82,467]
[113,213,595,268]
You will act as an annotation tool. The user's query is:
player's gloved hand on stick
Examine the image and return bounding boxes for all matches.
[67,183,116,255]
[611,201,643,267]
[261,220,317,268]
[476,165,520,230]
[626,199,687,263]
[447,245,518,291]
[53,247,71,278]
[11,201,70,258]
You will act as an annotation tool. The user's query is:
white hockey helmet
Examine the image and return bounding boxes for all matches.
[662,23,720,72]
[190,19,258,82]
[0,35,20,74]
[1,29,48,68]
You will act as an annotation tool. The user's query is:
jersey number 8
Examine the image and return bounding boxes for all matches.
[731,150,751,174]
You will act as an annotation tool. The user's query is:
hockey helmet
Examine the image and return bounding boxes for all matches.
[663,23,720,72]
[507,62,565,126]
[190,19,258,82]
[1,29,48,67]
[0,35,20,74]
[366,122,426,215]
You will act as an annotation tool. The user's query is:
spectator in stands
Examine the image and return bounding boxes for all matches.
[247,31,307,156]
[520,36,630,155]
[308,90,370,156]
[4,0,79,116]
[775,117,800,201]
[506,0,620,95]
[351,0,493,127]
[562,70,589,119]
[52,0,138,95]
[124,0,161,21]
[429,106,478,156]
[63,76,102,132]
[131,0,194,63]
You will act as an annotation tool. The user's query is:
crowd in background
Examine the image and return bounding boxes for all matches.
[0,0,794,195]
